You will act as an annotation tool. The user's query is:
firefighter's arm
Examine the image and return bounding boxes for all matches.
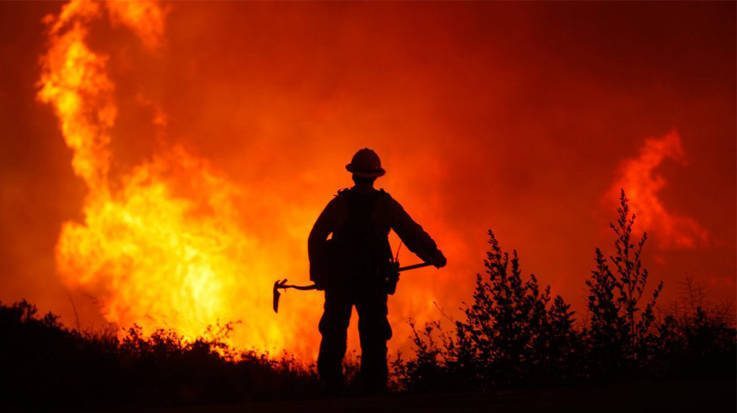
[388,197,446,268]
[308,197,339,287]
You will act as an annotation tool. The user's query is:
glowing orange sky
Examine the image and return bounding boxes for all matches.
[0,2,734,358]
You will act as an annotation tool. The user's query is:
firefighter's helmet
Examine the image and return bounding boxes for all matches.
[345,148,385,178]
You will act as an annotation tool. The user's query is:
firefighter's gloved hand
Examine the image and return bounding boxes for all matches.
[309,268,325,290]
[313,279,325,291]
[431,249,447,268]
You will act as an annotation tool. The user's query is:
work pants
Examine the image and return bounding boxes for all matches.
[317,285,392,393]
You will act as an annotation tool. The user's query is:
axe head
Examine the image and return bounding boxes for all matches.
[272,283,281,313]
[272,278,287,313]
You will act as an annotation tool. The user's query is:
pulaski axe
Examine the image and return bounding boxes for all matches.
[272,279,318,313]
[272,261,433,313]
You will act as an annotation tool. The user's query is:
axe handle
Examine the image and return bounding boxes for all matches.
[275,262,431,294]
[273,262,433,313]
[280,284,318,290]
[398,262,433,272]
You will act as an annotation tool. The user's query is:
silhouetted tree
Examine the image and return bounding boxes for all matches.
[585,190,663,375]
[454,230,578,385]
[545,295,582,381]
[396,231,579,389]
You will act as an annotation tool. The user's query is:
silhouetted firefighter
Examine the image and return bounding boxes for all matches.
[308,148,447,393]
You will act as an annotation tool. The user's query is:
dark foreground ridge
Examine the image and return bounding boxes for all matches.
[1,192,735,410]
[2,295,734,412]
[150,380,735,413]
[0,299,320,409]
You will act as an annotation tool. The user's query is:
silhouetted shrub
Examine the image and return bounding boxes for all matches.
[395,190,735,392]
[0,300,318,409]
[395,230,580,390]
[391,320,453,392]
[584,190,663,378]
[652,278,736,379]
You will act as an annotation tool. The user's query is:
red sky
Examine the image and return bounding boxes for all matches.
[0,2,734,356]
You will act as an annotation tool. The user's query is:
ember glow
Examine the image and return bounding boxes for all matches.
[0,1,734,358]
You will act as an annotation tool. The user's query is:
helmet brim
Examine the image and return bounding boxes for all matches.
[346,164,385,177]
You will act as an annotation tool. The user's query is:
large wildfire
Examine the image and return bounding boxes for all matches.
[26,0,731,360]
[37,0,323,356]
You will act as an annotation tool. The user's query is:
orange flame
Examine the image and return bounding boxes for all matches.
[106,0,165,50]
[37,0,322,357]
[609,130,709,249]
[38,0,113,191]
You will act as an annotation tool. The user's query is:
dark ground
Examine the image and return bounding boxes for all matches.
[142,379,735,413]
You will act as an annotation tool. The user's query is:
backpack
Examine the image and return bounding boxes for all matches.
[328,189,392,288]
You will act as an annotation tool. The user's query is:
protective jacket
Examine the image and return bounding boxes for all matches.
[308,187,440,290]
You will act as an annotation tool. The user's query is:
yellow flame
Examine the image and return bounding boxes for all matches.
[38,0,317,356]
[106,0,166,50]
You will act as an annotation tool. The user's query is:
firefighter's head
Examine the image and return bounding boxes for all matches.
[346,148,384,186]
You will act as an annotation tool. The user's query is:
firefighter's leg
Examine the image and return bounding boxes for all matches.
[355,290,391,393]
[317,289,352,391]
